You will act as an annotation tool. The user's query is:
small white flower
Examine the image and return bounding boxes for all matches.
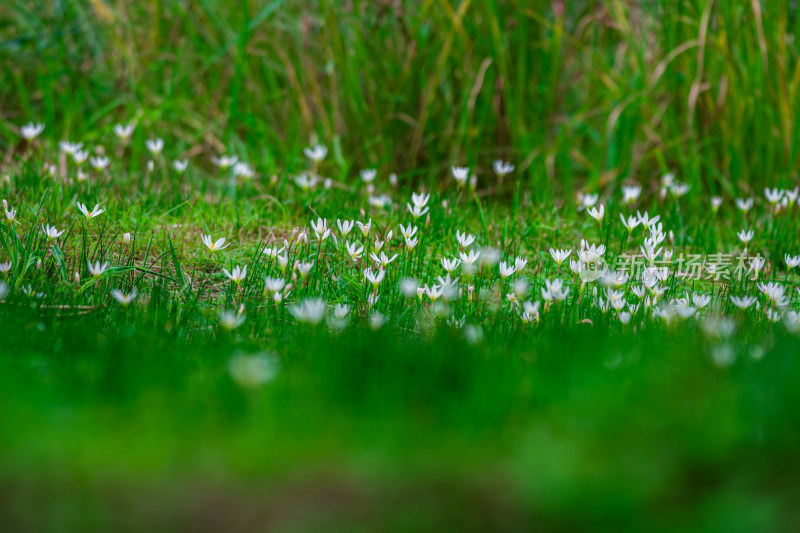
[765,187,784,205]
[72,149,89,165]
[549,248,572,267]
[785,254,800,270]
[114,123,135,140]
[441,257,461,273]
[345,241,364,262]
[211,154,238,169]
[42,224,64,239]
[451,166,469,186]
[711,196,723,212]
[174,159,189,172]
[360,168,377,183]
[289,298,326,324]
[233,162,254,179]
[88,260,110,277]
[493,160,515,179]
[146,138,164,155]
[737,229,754,244]
[498,261,516,279]
[111,289,137,306]
[20,122,45,141]
[59,141,83,154]
[89,155,110,171]
[620,214,639,232]
[587,204,605,223]
[735,198,754,212]
[730,295,757,309]
[219,310,246,330]
[455,230,475,248]
[201,234,231,252]
[622,185,641,204]
[304,144,328,162]
[223,265,247,284]
[294,174,319,191]
[77,202,105,220]
[337,219,355,236]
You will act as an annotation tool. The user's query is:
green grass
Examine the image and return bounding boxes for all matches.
[2,1,800,531]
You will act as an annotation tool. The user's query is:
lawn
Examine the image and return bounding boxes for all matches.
[1,1,800,531]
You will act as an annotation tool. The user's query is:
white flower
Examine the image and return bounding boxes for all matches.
[441,257,461,273]
[233,162,254,179]
[219,310,246,330]
[337,219,355,236]
[72,149,89,164]
[111,289,137,306]
[737,229,754,244]
[123,232,132,245]
[360,168,377,183]
[498,261,516,279]
[587,204,605,222]
[399,277,419,298]
[294,174,319,191]
[411,192,430,208]
[636,211,660,228]
[785,254,800,270]
[480,247,501,267]
[578,240,606,263]
[460,249,481,266]
[669,183,690,197]
[368,194,391,209]
[310,218,330,241]
[515,256,528,271]
[730,295,757,309]
[541,278,569,302]
[493,160,515,178]
[3,200,17,223]
[455,230,475,248]
[59,141,83,154]
[304,144,328,162]
[223,265,247,284]
[114,123,135,140]
[296,261,314,278]
[356,219,372,237]
[692,293,712,309]
[399,223,418,240]
[333,303,350,320]
[765,187,784,205]
[735,197,754,212]
[289,298,326,324]
[87,260,110,277]
[451,166,469,186]
[549,248,572,267]
[146,138,164,155]
[263,277,286,294]
[174,159,189,172]
[21,122,45,141]
[711,196,723,212]
[578,192,599,210]
[201,234,230,252]
[89,155,110,171]
[369,312,386,330]
[370,251,398,267]
[622,185,641,204]
[211,154,238,169]
[77,202,105,220]
[0,262,11,273]
[345,241,364,262]
[620,214,639,232]
[262,245,285,258]
[42,224,64,239]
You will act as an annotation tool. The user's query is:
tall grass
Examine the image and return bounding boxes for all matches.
[2,1,799,196]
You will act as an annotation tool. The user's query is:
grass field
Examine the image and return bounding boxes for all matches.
[2,1,800,531]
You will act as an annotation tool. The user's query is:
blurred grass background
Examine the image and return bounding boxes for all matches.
[2,0,800,196]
